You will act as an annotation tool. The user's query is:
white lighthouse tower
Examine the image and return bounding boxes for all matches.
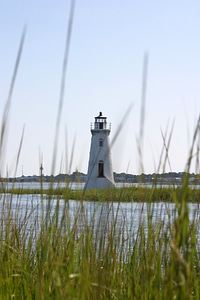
[85,112,115,190]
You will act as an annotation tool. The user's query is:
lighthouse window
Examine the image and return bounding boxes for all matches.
[99,139,103,147]
[98,160,104,177]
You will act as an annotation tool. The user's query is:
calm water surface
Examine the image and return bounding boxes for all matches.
[3,182,200,190]
[0,193,200,245]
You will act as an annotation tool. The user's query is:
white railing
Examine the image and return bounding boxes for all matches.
[90,122,111,130]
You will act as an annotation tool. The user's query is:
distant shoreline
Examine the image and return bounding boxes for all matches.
[1,171,200,185]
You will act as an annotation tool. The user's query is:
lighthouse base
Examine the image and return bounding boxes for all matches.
[85,177,115,190]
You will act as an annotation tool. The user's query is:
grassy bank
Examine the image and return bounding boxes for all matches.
[2,184,200,203]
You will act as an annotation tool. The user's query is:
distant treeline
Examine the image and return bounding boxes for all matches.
[2,171,200,184]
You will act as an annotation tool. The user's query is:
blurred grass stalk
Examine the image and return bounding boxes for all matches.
[0,28,26,180]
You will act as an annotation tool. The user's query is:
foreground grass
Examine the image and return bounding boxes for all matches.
[0,182,200,299]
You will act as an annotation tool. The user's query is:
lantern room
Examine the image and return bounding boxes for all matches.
[91,112,111,131]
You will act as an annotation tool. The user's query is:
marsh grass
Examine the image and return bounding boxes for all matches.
[3,185,200,204]
[0,178,200,299]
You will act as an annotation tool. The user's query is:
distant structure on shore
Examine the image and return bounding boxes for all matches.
[85,112,115,190]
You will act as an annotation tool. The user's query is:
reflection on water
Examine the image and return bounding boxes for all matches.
[2,181,200,191]
[1,182,85,190]
[0,194,200,249]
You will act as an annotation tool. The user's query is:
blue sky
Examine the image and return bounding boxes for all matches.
[1,1,200,177]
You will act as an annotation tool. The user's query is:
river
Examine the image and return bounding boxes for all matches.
[2,181,200,190]
[0,193,200,248]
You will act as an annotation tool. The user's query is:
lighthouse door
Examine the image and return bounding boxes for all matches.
[98,160,104,177]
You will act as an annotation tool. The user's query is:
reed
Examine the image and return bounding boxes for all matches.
[0,178,200,299]
[1,147,200,299]
[3,185,200,204]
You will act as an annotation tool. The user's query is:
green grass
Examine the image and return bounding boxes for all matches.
[0,183,200,299]
[2,185,200,203]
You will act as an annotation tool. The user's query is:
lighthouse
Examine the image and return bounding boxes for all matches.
[85,112,115,190]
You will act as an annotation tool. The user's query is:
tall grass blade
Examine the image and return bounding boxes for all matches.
[51,0,76,175]
[0,28,26,176]
[160,119,175,174]
[111,103,133,148]
[13,124,25,180]
[137,52,149,173]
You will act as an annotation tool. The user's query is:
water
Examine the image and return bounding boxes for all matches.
[1,181,137,190]
[1,193,200,247]
[3,181,200,191]
[1,182,85,190]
